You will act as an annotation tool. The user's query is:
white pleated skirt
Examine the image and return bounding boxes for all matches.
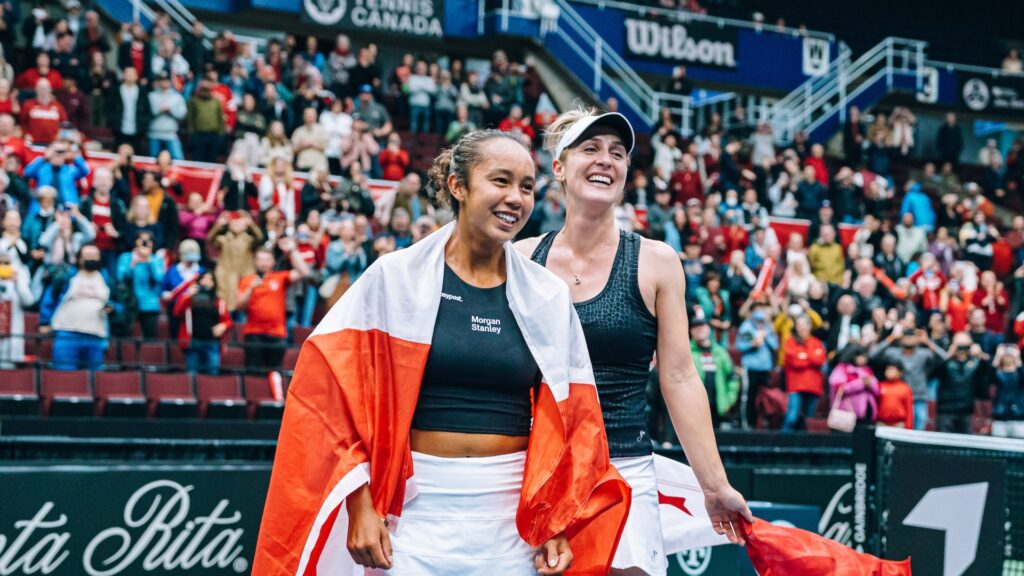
[610,455,669,576]
[378,451,537,576]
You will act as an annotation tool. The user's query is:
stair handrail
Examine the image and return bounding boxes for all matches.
[769,37,927,142]
[552,0,656,109]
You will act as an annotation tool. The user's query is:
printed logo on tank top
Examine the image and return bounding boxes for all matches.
[471,315,501,335]
[440,292,463,302]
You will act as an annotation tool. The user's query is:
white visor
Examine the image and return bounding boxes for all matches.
[553,112,635,160]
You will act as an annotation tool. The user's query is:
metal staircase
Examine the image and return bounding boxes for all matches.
[768,37,928,143]
[98,0,265,50]
[539,0,775,136]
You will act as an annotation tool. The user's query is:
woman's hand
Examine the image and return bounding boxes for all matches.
[703,484,753,546]
[345,484,392,569]
[534,534,572,575]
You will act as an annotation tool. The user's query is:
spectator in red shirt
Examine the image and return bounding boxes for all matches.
[78,166,126,276]
[0,113,28,166]
[972,270,1009,334]
[670,153,703,205]
[117,22,152,85]
[805,143,829,186]
[15,52,63,92]
[0,79,20,118]
[56,76,90,133]
[908,252,946,315]
[235,243,312,369]
[377,131,409,182]
[497,104,535,141]
[19,79,67,145]
[782,315,827,431]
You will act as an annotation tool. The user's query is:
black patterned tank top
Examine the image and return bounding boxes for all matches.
[532,229,658,457]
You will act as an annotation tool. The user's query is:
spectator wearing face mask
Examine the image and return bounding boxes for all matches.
[736,300,779,429]
[174,270,231,375]
[39,244,115,371]
[162,239,205,337]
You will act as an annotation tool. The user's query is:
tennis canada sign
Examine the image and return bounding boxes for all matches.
[303,0,443,38]
[0,480,249,575]
[624,17,737,69]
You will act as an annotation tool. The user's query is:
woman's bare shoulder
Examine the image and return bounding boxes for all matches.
[513,235,544,258]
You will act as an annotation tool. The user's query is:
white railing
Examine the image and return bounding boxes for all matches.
[769,37,927,142]
[132,0,266,50]
[568,0,835,42]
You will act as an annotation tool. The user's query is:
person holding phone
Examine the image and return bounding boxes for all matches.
[116,231,164,338]
[236,242,311,368]
[871,324,948,430]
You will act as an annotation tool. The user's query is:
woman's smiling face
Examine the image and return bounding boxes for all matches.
[555,126,629,209]
[452,137,536,246]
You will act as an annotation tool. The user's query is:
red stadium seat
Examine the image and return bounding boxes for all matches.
[168,346,186,368]
[195,374,246,419]
[23,312,39,335]
[283,348,300,370]
[40,369,94,416]
[94,371,147,417]
[221,346,245,369]
[37,337,53,362]
[139,342,168,368]
[120,340,138,366]
[157,318,171,339]
[144,372,198,418]
[0,368,40,415]
[243,374,285,419]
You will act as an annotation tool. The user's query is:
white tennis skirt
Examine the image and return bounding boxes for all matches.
[610,455,669,576]
[378,451,537,575]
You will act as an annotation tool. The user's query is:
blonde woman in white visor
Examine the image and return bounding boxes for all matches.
[517,109,752,575]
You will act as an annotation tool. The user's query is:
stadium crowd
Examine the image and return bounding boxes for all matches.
[0,0,1021,441]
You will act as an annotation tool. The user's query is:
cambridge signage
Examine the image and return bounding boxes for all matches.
[303,0,444,38]
[623,16,738,69]
[0,465,271,576]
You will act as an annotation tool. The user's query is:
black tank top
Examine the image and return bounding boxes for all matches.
[532,230,658,457]
[412,264,539,436]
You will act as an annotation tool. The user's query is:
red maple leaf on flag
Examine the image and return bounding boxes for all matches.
[658,491,693,516]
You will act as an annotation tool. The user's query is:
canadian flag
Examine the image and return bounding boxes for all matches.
[657,455,913,574]
[655,455,731,552]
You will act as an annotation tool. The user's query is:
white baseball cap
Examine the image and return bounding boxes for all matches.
[553,112,635,160]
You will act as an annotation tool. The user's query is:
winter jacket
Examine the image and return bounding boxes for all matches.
[24,156,90,208]
[783,336,827,396]
[828,363,880,421]
[899,183,936,230]
[116,253,166,313]
[690,341,740,416]
[148,88,188,140]
[736,314,779,372]
[939,356,988,415]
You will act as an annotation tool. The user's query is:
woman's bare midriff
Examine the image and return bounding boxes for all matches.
[410,429,529,457]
